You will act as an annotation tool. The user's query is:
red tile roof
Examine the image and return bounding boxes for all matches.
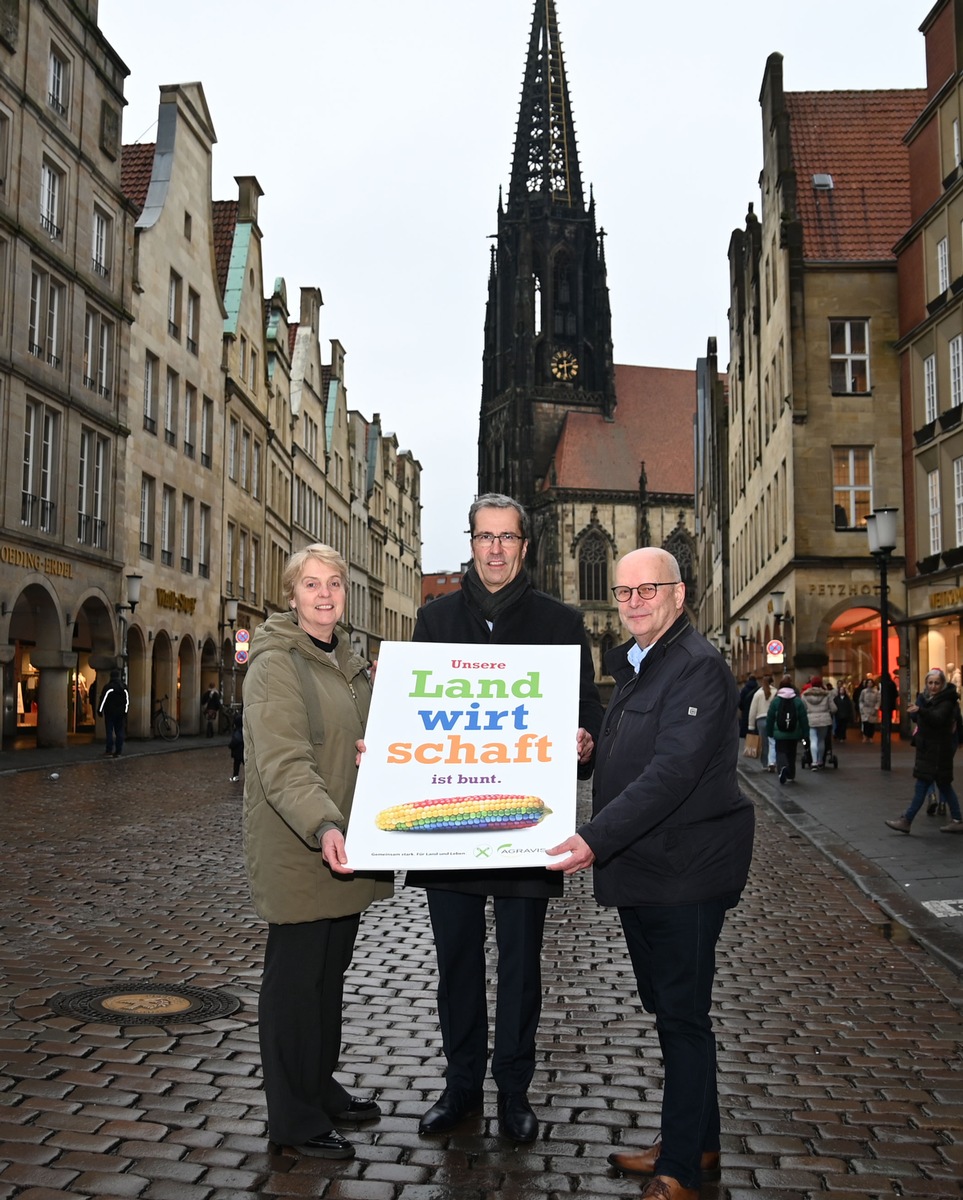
[786,89,925,261]
[120,142,156,211]
[212,199,238,296]
[288,322,299,358]
[545,364,696,495]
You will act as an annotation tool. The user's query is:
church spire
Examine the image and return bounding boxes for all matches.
[508,0,583,211]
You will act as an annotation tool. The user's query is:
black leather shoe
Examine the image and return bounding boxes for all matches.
[291,1129,355,1159]
[331,1097,381,1123]
[497,1091,538,1143]
[418,1087,483,1134]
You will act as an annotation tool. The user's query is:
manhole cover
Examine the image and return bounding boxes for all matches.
[48,982,240,1025]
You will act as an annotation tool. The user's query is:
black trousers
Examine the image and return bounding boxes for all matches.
[426,889,548,1094]
[258,914,360,1143]
[619,894,740,1190]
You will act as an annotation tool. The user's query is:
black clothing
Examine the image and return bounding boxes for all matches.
[407,579,603,899]
[913,683,960,786]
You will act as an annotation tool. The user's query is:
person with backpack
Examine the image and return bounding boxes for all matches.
[98,668,129,758]
[766,675,808,784]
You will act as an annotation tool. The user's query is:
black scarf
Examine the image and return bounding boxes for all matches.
[460,562,532,625]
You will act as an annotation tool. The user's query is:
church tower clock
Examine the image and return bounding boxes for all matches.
[478,0,616,521]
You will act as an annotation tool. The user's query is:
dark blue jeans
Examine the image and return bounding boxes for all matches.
[904,777,962,823]
[619,893,741,1188]
[104,713,125,755]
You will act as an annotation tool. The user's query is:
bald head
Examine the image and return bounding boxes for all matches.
[614,547,685,648]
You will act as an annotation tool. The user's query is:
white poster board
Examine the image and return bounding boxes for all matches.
[345,641,580,870]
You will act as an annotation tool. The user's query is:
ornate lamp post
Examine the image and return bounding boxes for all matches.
[866,507,898,772]
[114,573,143,682]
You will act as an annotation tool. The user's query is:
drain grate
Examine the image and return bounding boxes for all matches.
[48,982,241,1025]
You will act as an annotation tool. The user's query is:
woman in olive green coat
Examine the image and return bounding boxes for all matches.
[243,544,392,1160]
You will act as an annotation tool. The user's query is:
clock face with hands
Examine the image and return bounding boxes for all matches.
[551,348,579,381]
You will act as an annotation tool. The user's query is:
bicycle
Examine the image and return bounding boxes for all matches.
[152,695,180,741]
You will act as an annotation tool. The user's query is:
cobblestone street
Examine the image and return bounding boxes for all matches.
[2,746,963,1198]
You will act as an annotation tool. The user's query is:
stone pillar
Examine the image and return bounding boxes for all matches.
[31,650,77,748]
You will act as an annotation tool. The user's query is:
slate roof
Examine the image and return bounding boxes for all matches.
[120,142,156,211]
[545,364,696,495]
[786,89,925,262]
[211,200,238,296]
[288,322,299,358]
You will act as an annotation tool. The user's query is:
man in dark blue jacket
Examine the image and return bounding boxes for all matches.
[548,547,754,1200]
[410,493,603,1145]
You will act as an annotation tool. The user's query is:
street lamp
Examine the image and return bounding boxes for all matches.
[866,506,898,772]
[114,573,143,681]
[770,590,793,670]
[218,597,240,707]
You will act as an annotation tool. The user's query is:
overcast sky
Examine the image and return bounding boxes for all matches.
[98,0,930,570]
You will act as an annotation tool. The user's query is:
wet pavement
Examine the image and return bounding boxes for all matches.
[1,737,962,1198]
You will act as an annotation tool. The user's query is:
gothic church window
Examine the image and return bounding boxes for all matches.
[578,533,607,602]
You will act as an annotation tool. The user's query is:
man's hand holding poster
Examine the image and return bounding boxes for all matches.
[346,641,579,870]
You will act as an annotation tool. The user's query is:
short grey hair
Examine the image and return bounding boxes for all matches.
[281,544,348,606]
[468,493,530,540]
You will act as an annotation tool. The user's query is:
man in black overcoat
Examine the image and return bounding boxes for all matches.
[409,493,603,1143]
[547,547,755,1200]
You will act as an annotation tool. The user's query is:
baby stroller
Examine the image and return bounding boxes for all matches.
[800,729,839,770]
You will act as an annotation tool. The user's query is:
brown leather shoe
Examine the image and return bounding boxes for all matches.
[608,1142,721,1181]
[639,1177,699,1200]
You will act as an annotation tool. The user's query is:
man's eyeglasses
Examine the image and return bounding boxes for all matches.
[611,582,680,602]
[470,532,524,545]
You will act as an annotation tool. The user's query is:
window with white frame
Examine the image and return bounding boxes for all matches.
[186,289,199,354]
[955,457,963,548]
[198,504,211,578]
[832,447,872,530]
[226,522,236,594]
[951,335,963,412]
[239,529,248,599]
[228,416,239,480]
[21,401,58,532]
[77,428,107,548]
[161,485,175,565]
[929,468,942,556]
[143,351,158,433]
[241,428,250,490]
[924,353,938,423]
[165,369,178,446]
[938,237,950,295]
[29,268,64,367]
[181,495,194,572]
[47,47,68,116]
[168,270,181,338]
[183,384,196,458]
[83,308,113,397]
[830,320,870,393]
[91,206,111,279]
[201,396,213,467]
[140,475,155,558]
[40,159,64,239]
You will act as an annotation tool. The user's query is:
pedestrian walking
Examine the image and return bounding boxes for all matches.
[229,711,244,781]
[885,669,963,835]
[859,676,880,742]
[800,676,835,769]
[409,493,603,1144]
[98,669,128,758]
[747,674,775,770]
[833,682,855,741]
[201,684,222,737]
[242,543,392,1160]
[546,546,754,1200]
[738,673,757,738]
[767,675,809,784]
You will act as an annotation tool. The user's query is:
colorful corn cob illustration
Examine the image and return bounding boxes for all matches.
[375,794,549,832]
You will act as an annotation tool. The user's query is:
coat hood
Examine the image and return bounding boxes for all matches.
[776,687,796,699]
